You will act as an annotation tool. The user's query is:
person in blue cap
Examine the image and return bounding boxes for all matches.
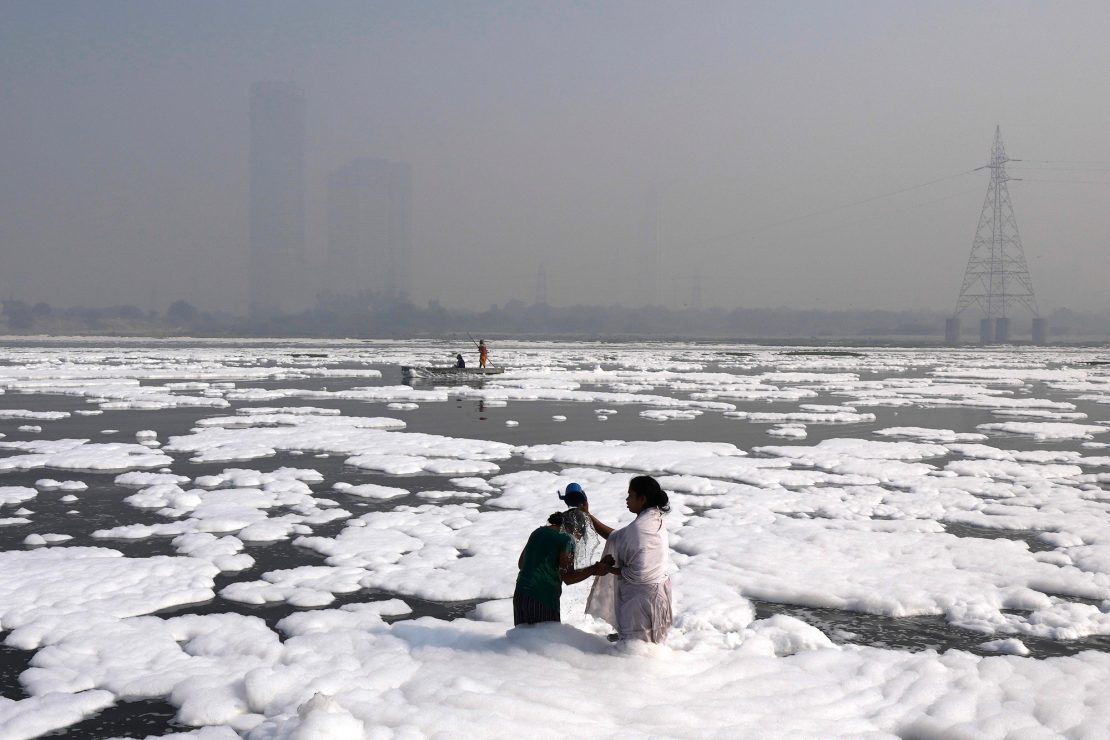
[559,482,588,509]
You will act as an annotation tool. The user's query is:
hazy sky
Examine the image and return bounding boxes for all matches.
[3,1,1110,314]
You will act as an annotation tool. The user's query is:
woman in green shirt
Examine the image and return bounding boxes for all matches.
[514,511,613,625]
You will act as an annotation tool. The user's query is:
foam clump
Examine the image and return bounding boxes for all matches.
[24,533,73,546]
[743,614,838,656]
[0,690,114,739]
[977,421,1108,440]
[0,439,172,473]
[291,693,365,739]
[0,486,38,505]
[333,482,409,500]
[979,638,1031,656]
[0,547,218,649]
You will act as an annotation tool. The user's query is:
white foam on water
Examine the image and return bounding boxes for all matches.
[3,342,1110,736]
[0,486,38,505]
[0,439,172,473]
[977,421,1109,440]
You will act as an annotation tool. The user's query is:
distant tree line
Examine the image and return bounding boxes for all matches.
[2,295,1107,342]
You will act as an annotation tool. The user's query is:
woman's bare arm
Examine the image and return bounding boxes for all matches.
[579,502,614,539]
[558,552,607,585]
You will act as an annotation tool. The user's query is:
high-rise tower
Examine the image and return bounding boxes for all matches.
[248,82,306,318]
[326,158,412,301]
[950,127,1041,343]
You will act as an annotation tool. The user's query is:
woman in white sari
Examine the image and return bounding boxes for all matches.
[584,476,673,644]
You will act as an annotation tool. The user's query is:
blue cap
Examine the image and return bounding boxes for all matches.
[558,482,587,506]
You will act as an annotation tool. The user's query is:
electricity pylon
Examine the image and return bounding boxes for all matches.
[954,126,1039,320]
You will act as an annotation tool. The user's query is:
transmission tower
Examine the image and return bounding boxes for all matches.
[952,127,1040,342]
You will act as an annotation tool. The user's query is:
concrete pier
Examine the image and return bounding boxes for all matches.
[945,318,960,344]
[979,318,995,344]
[1032,318,1048,345]
[994,317,1010,343]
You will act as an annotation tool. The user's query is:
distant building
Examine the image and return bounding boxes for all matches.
[325,158,412,300]
[248,81,306,318]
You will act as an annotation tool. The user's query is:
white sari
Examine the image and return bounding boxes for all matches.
[585,507,672,643]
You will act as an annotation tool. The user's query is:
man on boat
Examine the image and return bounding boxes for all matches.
[455,354,466,369]
[479,340,490,368]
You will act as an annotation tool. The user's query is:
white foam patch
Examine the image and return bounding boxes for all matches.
[991,408,1089,420]
[0,547,217,649]
[726,410,876,423]
[95,468,339,544]
[333,483,410,500]
[24,533,73,545]
[874,427,988,443]
[0,439,172,473]
[977,421,1109,440]
[0,410,71,420]
[0,486,38,505]
[0,691,115,739]
[172,533,254,572]
[640,409,702,421]
[221,566,368,607]
[34,479,88,492]
[522,439,747,472]
[166,416,512,475]
[416,489,486,500]
[115,471,192,487]
[768,424,807,439]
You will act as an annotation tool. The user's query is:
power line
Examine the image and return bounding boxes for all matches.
[1013,177,1110,185]
[1013,158,1110,167]
[689,166,984,247]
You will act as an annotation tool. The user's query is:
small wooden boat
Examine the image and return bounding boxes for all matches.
[401,365,505,383]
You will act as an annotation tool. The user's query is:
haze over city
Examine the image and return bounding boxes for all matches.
[2,1,1109,317]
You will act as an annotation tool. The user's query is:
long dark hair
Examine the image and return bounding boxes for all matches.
[629,475,670,513]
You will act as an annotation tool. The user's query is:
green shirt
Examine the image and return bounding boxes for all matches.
[515,526,575,611]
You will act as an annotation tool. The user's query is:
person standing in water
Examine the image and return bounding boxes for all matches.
[514,511,613,626]
[584,476,673,643]
[478,339,490,368]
